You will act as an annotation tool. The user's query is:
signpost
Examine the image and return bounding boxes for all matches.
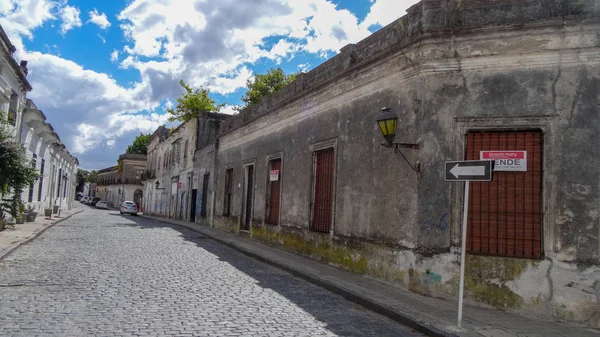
[445,160,494,329]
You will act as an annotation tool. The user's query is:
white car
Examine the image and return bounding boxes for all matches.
[95,200,108,209]
[80,196,88,203]
[120,201,138,215]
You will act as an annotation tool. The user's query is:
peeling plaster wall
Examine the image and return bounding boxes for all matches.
[213,0,600,327]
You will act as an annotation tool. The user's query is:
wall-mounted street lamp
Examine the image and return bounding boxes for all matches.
[376,107,421,172]
[154,181,165,190]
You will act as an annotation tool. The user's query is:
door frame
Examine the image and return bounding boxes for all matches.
[452,116,554,254]
[241,160,256,231]
[309,138,338,237]
[265,152,284,225]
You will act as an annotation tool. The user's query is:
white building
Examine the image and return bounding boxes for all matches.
[1,25,78,216]
[144,119,196,220]
[19,99,78,213]
[96,154,146,209]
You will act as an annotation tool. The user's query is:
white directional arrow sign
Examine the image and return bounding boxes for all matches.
[449,164,485,179]
[444,160,493,182]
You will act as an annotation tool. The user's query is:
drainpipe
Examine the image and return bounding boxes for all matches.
[209,138,219,228]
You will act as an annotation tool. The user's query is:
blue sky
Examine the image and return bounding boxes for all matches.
[0,0,419,170]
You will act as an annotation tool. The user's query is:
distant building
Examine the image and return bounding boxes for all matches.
[96,154,146,208]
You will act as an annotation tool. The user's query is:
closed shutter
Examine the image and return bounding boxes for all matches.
[311,148,335,233]
[465,130,543,259]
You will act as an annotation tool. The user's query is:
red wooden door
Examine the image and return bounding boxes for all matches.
[311,148,335,233]
[267,159,281,225]
[465,130,543,259]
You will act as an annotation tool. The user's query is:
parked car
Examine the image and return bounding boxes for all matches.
[80,196,88,203]
[90,197,101,206]
[120,201,138,215]
[95,200,108,209]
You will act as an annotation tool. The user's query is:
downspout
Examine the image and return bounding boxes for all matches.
[210,137,219,228]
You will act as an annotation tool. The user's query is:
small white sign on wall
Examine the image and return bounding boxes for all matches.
[480,151,527,172]
[270,170,279,181]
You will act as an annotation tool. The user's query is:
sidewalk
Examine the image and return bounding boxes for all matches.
[0,206,83,260]
[140,214,599,337]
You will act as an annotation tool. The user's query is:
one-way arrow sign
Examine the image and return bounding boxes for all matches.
[444,160,493,181]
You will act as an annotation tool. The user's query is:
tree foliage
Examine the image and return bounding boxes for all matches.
[0,111,38,221]
[239,67,298,108]
[126,133,151,155]
[167,80,225,123]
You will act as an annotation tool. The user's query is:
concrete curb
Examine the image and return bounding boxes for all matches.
[0,208,84,262]
[141,215,457,337]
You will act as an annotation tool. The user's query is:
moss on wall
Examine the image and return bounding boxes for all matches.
[463,255,528,309]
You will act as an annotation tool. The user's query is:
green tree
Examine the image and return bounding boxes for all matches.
[239,67,298,108]
[167,80,225,122]
[88,170,98,183]
[0,111,38,224]
[126,133,151,155]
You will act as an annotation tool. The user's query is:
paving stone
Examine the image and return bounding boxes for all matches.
[0,208,422,336]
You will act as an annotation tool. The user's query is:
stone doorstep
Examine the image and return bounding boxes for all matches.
[140,214,600,337]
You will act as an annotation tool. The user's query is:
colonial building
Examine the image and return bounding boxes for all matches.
[143,114,229,221]
[144,119,198,220]
[96,154,145,208]
[0,25,31,140]
[205,0,600,328]
[1,25,77,216]
[19,99,78,214]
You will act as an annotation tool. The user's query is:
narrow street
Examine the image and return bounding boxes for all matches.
[0,208,422,336]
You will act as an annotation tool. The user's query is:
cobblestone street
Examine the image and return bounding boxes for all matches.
[0,208,422,336]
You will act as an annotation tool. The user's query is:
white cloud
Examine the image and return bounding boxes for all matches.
[110,49,119,63]
[0,0,408,169]
[88,9,111,29]
[59,5,82,34]
[98,34,106,43]
[360,0,419,30]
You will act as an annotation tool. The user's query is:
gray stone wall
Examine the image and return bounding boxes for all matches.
[212,0,600,326]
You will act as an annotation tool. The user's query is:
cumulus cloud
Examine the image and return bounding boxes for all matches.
[88,9,111,29]
[59,5,82,34]
[110,49,119,63]
[0,0,407,169]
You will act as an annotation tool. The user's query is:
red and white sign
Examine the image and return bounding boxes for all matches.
[480,151,527,172]
[178,182,182,189]
[269,170,279,181]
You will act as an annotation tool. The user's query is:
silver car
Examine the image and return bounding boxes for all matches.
[120,201,138,215]
[95,200,108,209]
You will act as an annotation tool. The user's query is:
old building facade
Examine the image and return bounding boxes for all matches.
[1,25,77,216]
[207,0,600,328]
[144,120,197,220]
[96,154,146,208]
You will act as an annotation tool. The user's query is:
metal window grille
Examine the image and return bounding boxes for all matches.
[224,168,233,216]
[465,130,543,259]
[311,148,335,233]
[38,159,44,201]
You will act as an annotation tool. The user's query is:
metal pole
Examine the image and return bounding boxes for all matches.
[457,180,470,329]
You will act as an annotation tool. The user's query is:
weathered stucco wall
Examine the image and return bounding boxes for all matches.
[213,0,600,327]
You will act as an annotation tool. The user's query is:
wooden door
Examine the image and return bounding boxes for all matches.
[267,159,281,225]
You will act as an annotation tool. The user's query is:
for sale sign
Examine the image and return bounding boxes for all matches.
[270,170,279,181]
[480,151,527,172]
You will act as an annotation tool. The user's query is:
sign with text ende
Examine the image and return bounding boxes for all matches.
[445,160,493,182]
[480,151,527,172]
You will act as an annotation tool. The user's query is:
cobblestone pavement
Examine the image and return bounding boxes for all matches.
[0,208,423,337]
